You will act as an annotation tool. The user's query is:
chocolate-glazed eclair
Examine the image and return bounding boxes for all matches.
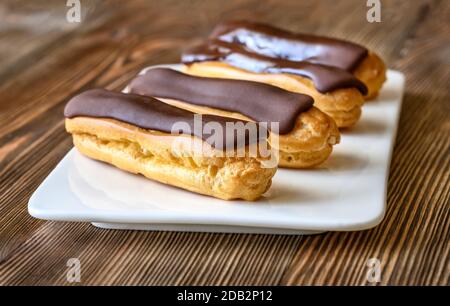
[64,89,276,201]
[182,40,366,128]
[128,68,340,169]
[209,20,386,99]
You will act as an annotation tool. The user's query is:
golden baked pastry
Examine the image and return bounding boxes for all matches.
[128,68,340,168]
[353,52,386,99]
[206,20,387,99]
[64,89,276,201]
[182,62,364,128]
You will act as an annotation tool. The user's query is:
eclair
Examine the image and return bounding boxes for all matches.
[127,68,340,169]
[209,20,386,99]
[64,89,276,201]
[182,40,366,128]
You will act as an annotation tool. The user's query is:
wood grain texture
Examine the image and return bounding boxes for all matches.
[0,0,448,286]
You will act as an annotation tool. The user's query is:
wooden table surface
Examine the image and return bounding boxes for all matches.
[0,0,448,286]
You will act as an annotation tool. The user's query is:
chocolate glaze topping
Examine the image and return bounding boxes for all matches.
[128,68,314,134]
[64,89,265,150]
[182,40,367,95]
[210,21,368,72]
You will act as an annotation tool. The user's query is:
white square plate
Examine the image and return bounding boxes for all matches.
[28,69,404,235]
